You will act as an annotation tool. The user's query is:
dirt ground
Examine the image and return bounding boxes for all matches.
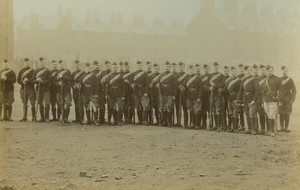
[0,116,299,190]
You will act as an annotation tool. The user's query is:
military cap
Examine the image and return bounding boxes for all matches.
[189,65,194,69]
[231,66,236,70]
[74,60,80,64]
[266,65,273,70]
[259,65,265,69]
[153,63,158,67]
[213,62,219,66]
[253,64,258,69]
[244,66,250,70]
[172,62,177,66]
[119,62,123,66]
[203,64,209,69]
[86,63,90,66]
[105,60,111,65]
[39,57,44,61]
[281,66,287,70]
[52,60,56,63]
[146,61,151,65]
[165,61,171,65]
[238,64,244,68]
[223,66,229,69]
[93,60,99,65]
[112,62,118,66]
[124,61,129,66]
[136,61,142,64]
[195,64,201,67]
[24,58,30,62]
[58,60,63,63]
[179,62,185,66]
[3,59,8,63]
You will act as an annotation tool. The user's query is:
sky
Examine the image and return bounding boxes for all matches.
[13,0,299,24]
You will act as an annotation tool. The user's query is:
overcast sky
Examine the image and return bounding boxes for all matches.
[13,0,299,24]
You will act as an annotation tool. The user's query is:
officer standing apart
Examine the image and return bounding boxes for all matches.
[17,58,36,122]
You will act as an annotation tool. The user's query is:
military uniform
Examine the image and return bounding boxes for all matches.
[223,74,231,130]
[92,67,101,124]
[158,69,177,127]
[98,69,112,124]
[50,67,59,120]
[175,71,188,127]
[238,73,247,130]
[122,70,134,124]
[81,71,99,124]
[130,69,149,125]
[32,66,51,122]
[106,71,125,125]
[71,69,85,123]
[17,65,36,121]
[279,74,296,132]
[200,72,210,129]
[206,70,225,130]
[225,74,241,132]
[183,73,203,129]
[257,73,268,134]
[56,68,72,123]
[238,74,259,134]
[0,67,16,121]
[148,70,160,125]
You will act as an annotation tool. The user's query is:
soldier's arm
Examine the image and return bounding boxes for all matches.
[291,79,297,102]
[17,70,22,85]
[173,75,178,96]
[253,79,259,103]
[144,73,149,95]
[6,71,16,83]
[95,76,100,96]
[237,80,244,101]
[198,79,203,100]
[62,70,72,83]
[120,78,126,97]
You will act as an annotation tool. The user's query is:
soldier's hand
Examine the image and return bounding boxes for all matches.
[172,96,176,101]
[1,75,7,80]
[210,82,215,87]
[36,78,42,83]
[210,86,214,91]
[180,87,185,92]
[125,79,129,84]
[23,78,28,84]
[250,100,255,105]
[58,74,63,79]
[143,93,148,98]
[197,99,201,103]
[156,83,160,88]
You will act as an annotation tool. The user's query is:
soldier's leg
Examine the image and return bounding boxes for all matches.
[20,89,28,121]
[44,91,50,122]
[278,102,285,131]
[244,104,251,134]
[250,103,258,135]
[284,102,292,132]
[50,90,57,121]
[63,93,72,124]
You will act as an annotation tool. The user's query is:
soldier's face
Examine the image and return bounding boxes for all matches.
[75,63,80,70]
[260,68,266,75]
[195,67,201,74]
[52,63,57,69]
[154,66,160,73]
[204,67,210,74]
[24,61,30,67]
[137,64,143,70]
[179,65,185,72]
[39,60,45,68]
[105,64,111,70]
[165,65,171,72]
[119,65,124,71]
[239,67,244,74]
[3,62,9,69]
[223,69,229,76]
[267,68,274,76]
[246,68,252,76]
[59,62,65,69]
[213,66,219,73]
[282,68,288,76]
[146,64,152,71]
[172,65,177,72]
[124,65,130,71]
[253,68,258,75]
[112,65,118,72]
[189,67,195,75]
[86,65,91,73]
[231,69,237,77]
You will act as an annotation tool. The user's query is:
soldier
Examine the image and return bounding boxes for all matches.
[226,66,241,132]
[262,65,281,137]
[146,61,152,75]
[158,61,177,127]
[32,57,51,122]
[182,65,203,129]
[123,62,134,124]
[201,64,210,129]
[0,59,16,121]
[119,62,124,74]
[98,61,112,124]
[50,60,59,121]
[106,62,125,125]
[278,66,296,132]
[237,63,246,130]
[195,63,201,76]
[130,61,149,125]
[71,60,85,123]
[253,64,259,78]
[17,58,36,122]
[237,66,259,135]
[145,61,155,124]
[56,60,72,124]
[148,63,161,125]
[81,63,99,125]
[93,61,101,125]
[174,62,188,127]
[257,65,268,134]
[222,65,230,130]
[206,62,225,131]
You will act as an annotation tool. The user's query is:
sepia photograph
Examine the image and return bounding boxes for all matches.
[0,0,299,189]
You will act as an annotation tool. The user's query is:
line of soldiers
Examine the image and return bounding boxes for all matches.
[0,58,297,137]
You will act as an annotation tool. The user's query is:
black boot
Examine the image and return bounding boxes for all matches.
[79,107,84,123]
[57,107,61,121]
[167,112,173,127]
[21,105,28,122]
[183,110,188,128]
[202,112,207,130]
[85,110,91,125]
[38,106,45,122]
[190,111,195,129]
[251,117,257,135]
[154,109,160,125]
[232,117,238,133]
[94,108,99,125]
[285,114,290,132]
[279,114,285,132]
[143,111,149,126]
[269,119,275,137]
[51,107,57,121]
[118,110,123,126]
[137,109,143,125]
[73,105,79,122]
[63,108,70,124]
[45,105,50,122]
[108,109,112,124]
[245,116,251,133]
[3,105,8,121]
[259,114,266,134]
[31,107,36,122]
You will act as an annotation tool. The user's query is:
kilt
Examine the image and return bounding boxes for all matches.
[82,95,99,110]
[264,102,278,120]
[209,95,222,114]
[159,96,174,112]
[186,98,196,112]
[20,89,36,106]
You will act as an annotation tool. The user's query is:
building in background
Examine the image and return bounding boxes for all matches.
[14,0,300,68]
[0,0,14,62]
